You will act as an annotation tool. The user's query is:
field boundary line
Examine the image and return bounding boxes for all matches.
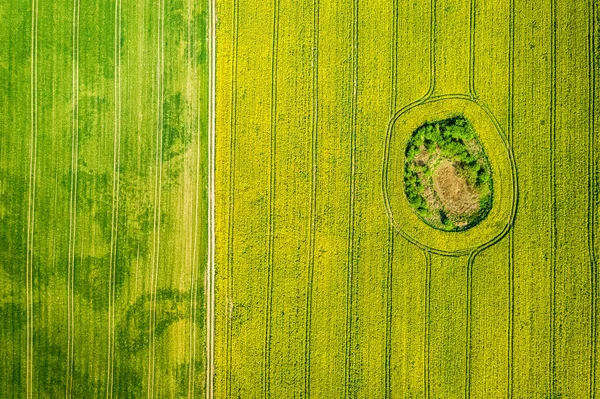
[206,0,216,394]
[262,0,280,396]
[225,0,240,395]
[66,0,80,395]
[344,0,360,395]
[26,0,39,397]
[588,0,598,395]
[303,0,319,395]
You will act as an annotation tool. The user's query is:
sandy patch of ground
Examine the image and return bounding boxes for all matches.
[432,160,480,216]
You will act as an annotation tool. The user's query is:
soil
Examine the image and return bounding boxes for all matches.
[432,160,480,216]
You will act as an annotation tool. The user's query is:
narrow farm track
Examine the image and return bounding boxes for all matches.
[147,1,165,396]
[343,0,359,395]
[214,0,600,397]
[66,1,80,395]
[507,0,515,394]
[589,1,598,397]
[0,0,209,397]
[549,0,558,392]
[26,1,39,397]
[383,2,398,394]
[105,1,122,397]
[303,1,319,397]
[262,0,279,395]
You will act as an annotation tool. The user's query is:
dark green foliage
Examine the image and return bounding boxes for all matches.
[163,93,193,162]
[118,289,197,353]
[403,115,493,232]
[0,174,28,278]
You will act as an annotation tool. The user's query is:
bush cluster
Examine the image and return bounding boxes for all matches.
[403,115,493,232]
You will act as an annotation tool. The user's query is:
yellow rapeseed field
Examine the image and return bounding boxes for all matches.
[214,0,599,397]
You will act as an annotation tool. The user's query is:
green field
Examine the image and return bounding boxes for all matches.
[215,0,600,398]
[0,0,208,397]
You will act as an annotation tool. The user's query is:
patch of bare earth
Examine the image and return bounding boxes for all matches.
[432,160,480,219]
